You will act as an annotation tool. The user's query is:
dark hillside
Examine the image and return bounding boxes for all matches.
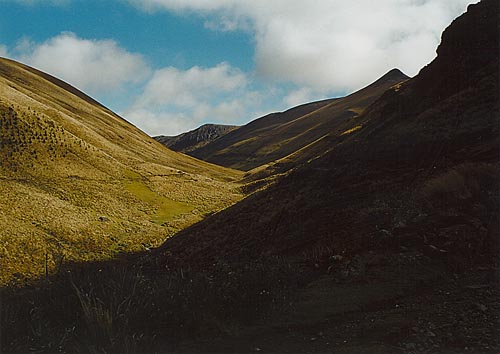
[149,5,499,349]
[157,0,499,266]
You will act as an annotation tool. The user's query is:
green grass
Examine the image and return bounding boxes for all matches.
[123,169,142,180]
[124,180,194,224]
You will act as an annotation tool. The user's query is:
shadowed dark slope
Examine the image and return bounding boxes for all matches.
[189,69,409,171]
[156,0,499,266]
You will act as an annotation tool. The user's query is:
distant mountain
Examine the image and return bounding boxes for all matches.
[154,124,239,153]
[0,58,242,284]
[188,68,409,171]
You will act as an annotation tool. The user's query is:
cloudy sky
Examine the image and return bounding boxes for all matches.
[0,0,475,136]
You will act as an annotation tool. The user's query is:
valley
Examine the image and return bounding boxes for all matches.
[1,0,499,353]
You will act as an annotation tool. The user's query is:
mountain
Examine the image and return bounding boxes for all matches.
[0,57,243,284]
[188,69,409,171]
[158,0,498,266]
[148,4,498,349]
[154,123,239,153]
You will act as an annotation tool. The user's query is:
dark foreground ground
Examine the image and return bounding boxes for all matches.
[3,244,498,354]
[177,252,499,354]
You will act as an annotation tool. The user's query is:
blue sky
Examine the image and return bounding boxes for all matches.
[0,0,475,135]
[0,0,254,70]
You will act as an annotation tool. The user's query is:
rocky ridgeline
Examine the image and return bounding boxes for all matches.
[155,123,239,153]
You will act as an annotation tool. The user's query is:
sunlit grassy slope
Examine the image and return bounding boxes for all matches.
[0,58,243,284]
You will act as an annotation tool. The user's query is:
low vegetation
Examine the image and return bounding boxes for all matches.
[124,179,194,225]
[1,257,299,353]
[417,163,500,270]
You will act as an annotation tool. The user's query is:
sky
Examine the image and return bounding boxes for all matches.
[0,0,475,136]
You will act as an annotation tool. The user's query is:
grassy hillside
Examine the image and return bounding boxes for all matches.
[0,58,243,284]
[190,69,409,171]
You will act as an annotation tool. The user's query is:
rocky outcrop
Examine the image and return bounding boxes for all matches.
[411,0,499,107]
[155,124,239,153]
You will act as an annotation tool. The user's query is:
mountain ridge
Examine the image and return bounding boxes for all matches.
[156,0,498,267]
[187,68,409,171]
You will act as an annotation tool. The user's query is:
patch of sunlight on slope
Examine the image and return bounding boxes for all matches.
[124,180,194,225]
[340,125,363,136]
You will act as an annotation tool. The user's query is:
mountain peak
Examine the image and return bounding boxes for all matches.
[377,68,410,83]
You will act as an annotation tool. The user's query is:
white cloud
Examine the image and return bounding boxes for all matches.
[124,62,261,136]
[134,62,246,108]
[0,45,8,57]
[15,32,150,95]
[283,87,319,108]
[129,0,474,92]
[123,109,193,138]
[204,16,246,32]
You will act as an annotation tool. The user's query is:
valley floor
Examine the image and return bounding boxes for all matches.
[177,250,499,354]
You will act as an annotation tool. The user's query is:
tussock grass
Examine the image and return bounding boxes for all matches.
[417,163,500,270]
[1,257,299,353]
[420,163,499,209]
[0,59,244,285]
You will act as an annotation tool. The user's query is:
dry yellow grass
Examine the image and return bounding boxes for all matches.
[340,124,363,136]
[0,58,244,284]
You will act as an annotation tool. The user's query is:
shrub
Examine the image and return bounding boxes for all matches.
[420,163,499,212]
[418,163,500,270]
